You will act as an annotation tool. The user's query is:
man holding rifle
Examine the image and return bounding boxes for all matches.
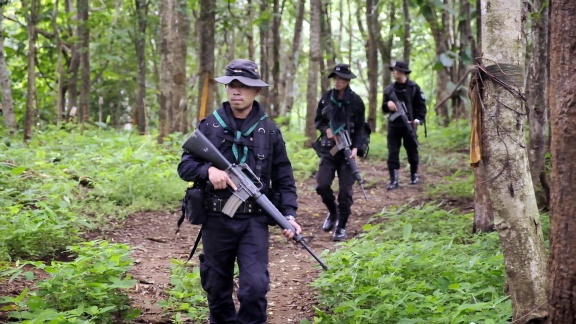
[177,59,301,324]
[382,61,427,190]
[313,63,367,242]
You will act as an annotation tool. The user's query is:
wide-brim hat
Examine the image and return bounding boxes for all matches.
[214,59,269,87]
[389,60,411,74]
[328,63,357,79]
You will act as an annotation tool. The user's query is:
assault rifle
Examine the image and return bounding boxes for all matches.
[183,129,328,271]
[386,88,420,147]
[329,130,368,200]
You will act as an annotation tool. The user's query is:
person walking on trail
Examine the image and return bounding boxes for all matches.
[382,60,427,190]
[312,63,366,242]
[177,59,301,324]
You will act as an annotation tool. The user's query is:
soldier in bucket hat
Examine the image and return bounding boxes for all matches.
[178,59,301,323]
[312,63,366,242]
[382,60,427,189]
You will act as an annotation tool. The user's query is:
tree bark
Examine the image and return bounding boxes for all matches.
[402,0,411,63]
[280,0,305,119]
[376,2,395,95]
[526,0,549,199]
[269,0,281,118]
[258,0,270,110]
[77,0,90,127]
[0,6,16,134]
[158,0,174,143]
[453,0,472,120]
[547,0,576,322]
[305,0,321,143]
[23,0,38,141]
[172,0,189,133]
[195,0,215,124]
[247,0,255,61]
[479,0,548,321]
[365,0,378,131]
[472,163,494,233]
[134,0,148,135]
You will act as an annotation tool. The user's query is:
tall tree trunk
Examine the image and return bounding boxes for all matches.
[77,0,90,127]
[172,0,189,133]
[422,1,452,126]
[402,0,411,63]
[51,0,65,125]
[134,0,148,135]
[547,0,576,322]
[526,0,549,199]
[479,0,548,321]
[195,0,215,123]
[453,0,472,120]
[305,0,321,142]
[365,0,378,131]
[23,0,38,141]
[376,2,395,93]
[319,1,334,94]
[247,0,255,61]
[65,0,80,121]
[269,0,281,118]
[280,0,305,119]
[258,0,270,110]
[0,6,16,134]
[158,0,174,143]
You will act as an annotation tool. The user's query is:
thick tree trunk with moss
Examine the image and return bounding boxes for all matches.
[480,0,548,321]
[547,0,576,322]
[305,0,321,143]
[0,6,16,134]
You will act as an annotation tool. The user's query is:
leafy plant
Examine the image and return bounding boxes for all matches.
[158,259,209,323]
[3,240,139,323]
[311,204,511,323]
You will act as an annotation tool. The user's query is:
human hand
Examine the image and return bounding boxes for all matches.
[351,147,358,159]
[326,128,334,139]
[208,166,237,190]
[387,100,397,112]
[282,219,302,240]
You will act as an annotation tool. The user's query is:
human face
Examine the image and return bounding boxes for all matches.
[226,80,261,112]
[392,69,408,83]
[333,76,350,91]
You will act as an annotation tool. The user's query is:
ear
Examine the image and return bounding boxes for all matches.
[254,87,262,95]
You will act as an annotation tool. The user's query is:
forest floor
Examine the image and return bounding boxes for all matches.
[1,157,462,323]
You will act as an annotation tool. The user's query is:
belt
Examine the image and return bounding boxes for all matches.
[204,197,263,214]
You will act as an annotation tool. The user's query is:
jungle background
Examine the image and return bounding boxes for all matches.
[1,0,576,323]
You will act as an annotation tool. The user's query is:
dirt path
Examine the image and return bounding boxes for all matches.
[100,158,430,323]
[0,158,434,323]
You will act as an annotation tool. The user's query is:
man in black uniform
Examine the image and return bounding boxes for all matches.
[313,63,366,241]
[382,61,427,190]
[177,59,301,324]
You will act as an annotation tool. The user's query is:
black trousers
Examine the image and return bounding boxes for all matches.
[200,213,270,324]
[387,124,419,173]
[315,150,355,228]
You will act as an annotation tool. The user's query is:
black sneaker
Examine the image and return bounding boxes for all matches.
[332,228,347,241]
[410,173,419,184]
[322,212,338,232]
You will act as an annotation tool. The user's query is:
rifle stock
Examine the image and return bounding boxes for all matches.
[182,129,329,271]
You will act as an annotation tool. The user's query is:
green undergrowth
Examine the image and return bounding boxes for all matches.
[310,203,511,323]
[0,240,139,323]
[1,126,184,261]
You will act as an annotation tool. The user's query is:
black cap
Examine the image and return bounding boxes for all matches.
[214,59,269,87]
[389,61,411,74]
[328,63,357,79]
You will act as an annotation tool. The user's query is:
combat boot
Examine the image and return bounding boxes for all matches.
[410,173,419,184]
[386,169,399,190]
[322,212,338,232]
[332,227,347,241]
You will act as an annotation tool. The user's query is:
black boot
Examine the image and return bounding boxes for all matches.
[386,169,399,190]
[332,227,347,241]
[322,212,339,232]
[410,173,419,184]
